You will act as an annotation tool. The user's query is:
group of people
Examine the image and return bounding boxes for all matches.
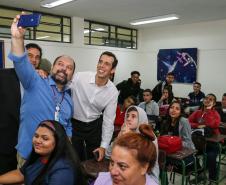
[0,13,226,185]
[0,14,159,185]
[116,68,226,184]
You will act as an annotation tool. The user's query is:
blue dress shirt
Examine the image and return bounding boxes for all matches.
[8,52,73,159]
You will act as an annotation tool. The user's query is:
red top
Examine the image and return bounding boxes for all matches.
[188,109,221,135]
[114,105,125,126]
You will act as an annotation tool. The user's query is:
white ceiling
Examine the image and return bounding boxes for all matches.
[1,0,226,28]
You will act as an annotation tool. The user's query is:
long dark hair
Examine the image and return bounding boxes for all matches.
[27,120,87,185]
[160,101,184,135]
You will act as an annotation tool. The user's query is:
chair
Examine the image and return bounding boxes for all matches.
[166,148,198,185]
[191,131,207,184]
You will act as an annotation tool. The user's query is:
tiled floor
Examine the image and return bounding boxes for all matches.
[167,156,226,185]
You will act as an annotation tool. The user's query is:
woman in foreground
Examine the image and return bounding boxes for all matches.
[95,124,158,185]
[0,120,86,185]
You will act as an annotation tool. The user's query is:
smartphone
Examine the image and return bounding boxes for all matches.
[17,13,41,28]
[93,151,99,161]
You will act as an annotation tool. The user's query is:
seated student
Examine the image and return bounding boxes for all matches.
[215,93,226,122]
[106,106,159,184]
[114,95,136,127]
[138,89,159,124]
[160,101,195,149]
[0,120,86,185]
[158,87,172,116]
[95,124,158,185]
[185,82,205,114]
[188,93,220,182]
[157,87,172,107]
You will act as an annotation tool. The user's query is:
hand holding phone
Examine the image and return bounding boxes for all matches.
[17,13,41,28]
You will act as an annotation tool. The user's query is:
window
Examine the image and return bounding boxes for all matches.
[0,6,71,43]
[84,20,137,49]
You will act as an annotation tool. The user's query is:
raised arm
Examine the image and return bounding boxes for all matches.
[9,14,39,89]
[11,14,25,56]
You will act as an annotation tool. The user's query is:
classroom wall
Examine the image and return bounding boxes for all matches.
[2,16,145,88]
[139,19,226,99]
[1,17,226,100]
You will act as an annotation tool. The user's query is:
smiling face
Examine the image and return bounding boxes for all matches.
[203,94,216,109]
[109,145,147,185]
[51,56,75,85]
[169,102,181,119]
[125,110,139,130]
[32,126,56,158]
[96,54,115,80]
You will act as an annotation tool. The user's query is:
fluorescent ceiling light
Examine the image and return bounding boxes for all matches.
[130,14,179,25]
[41,0,75,8]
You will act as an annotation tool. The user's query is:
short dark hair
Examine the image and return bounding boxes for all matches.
[223,93,226,97]
[131,71,140,76]
[193,81,201,86]
[143,89,152,95]
[25,43,42,58]
[99,51,118,69]
[166,72,174,77]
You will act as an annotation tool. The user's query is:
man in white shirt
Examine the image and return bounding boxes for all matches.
[70,51,118,161]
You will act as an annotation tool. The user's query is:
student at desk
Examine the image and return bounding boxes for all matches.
[160,101,195,149]
[160,101,195,184]
[188,93,221,182]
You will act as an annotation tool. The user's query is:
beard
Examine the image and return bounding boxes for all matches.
[51,70,68,85]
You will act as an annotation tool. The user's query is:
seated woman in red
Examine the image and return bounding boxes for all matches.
[188,93,221,182]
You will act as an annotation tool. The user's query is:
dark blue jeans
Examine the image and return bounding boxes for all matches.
[206,142,219,181]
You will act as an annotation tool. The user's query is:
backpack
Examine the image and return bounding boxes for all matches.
[158,135,182,154]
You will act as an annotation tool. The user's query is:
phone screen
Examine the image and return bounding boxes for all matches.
[17,14,41,28]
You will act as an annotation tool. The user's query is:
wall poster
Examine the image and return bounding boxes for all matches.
[157,48,198,83]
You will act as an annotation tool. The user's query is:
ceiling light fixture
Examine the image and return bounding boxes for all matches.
[130,14,179,25]
[40,0,75,8]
